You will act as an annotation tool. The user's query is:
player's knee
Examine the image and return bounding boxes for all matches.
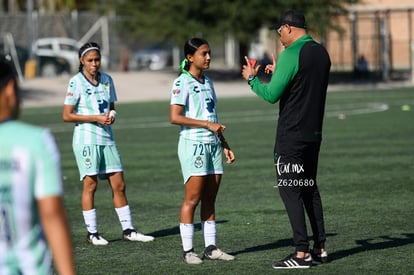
[111,181,126,193]
[83,178,97,192]
[184,197,200,208]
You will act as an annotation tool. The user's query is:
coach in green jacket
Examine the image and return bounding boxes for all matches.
[242,10,330,269]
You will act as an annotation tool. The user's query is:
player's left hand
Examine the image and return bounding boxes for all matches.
[102,112,113,125]
[223,148,235,164]
[207,122,226,134]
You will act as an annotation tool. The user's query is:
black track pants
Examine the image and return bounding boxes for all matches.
[274,141,326,252]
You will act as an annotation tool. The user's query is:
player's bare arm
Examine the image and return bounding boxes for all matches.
[170,104,226,133]
[62,104,112,125]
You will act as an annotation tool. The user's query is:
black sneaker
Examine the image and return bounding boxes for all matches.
[311,250,328,264]
[272,253,312,269]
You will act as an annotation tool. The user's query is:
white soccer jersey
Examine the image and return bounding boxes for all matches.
[0,121,62,274]
[170,73,218,143]
[64,71,117,145]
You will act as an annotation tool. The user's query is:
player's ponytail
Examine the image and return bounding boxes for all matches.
[180,58,190,74]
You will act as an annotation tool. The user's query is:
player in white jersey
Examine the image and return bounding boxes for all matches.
[0,59,75,274]
[170,38,236,264]
[63,42,154,245]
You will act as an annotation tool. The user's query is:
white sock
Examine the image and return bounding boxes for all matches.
[180,223,194,252]
[202,220,216,248]
[115,205,134,231]
[83,208,98,233]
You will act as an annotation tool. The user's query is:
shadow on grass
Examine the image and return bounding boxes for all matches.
[149,220,229,237]
[105,220,230,242]
[230,233,414,262]
[231,233,337,256]
[329,233,414,262]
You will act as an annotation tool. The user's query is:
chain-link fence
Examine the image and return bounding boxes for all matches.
[2,9,414,81]
[326,8,414,82]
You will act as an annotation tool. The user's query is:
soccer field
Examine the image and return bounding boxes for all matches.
[21,87,414,274]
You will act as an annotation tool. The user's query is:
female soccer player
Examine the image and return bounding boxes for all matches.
[63,42,154,245]
[0,58,75,274]
[170,37,236,264]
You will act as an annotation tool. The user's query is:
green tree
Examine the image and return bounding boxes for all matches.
[112,0,356,66]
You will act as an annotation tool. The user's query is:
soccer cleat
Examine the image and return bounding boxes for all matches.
[87,232,109,245]
[183,249,203,264]
[203,245,235,261]
[122,229,154,242]
[311,250,328,264]
[272,253,312,269]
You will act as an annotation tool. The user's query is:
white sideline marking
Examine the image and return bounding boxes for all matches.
[325,102,389,117]
[38,102,390,133]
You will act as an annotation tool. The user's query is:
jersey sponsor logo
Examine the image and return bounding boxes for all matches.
[172,88,180,96]
[104,82,110,94]
[194,156,203,168]
[193,86,200,93]
[84,87,106,99]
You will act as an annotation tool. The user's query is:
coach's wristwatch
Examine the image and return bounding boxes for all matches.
[247,74,256,84]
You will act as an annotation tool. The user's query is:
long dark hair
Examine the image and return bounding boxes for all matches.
[0,57,19,118]
[78,42,101,72]
[0,57,17,92]
[180,37,209,73]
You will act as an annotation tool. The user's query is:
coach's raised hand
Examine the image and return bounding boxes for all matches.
[264,53,277,74]
[241,56,260,81]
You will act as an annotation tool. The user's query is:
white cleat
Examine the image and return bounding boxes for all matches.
[123,229,154,242]
[204,245,235,261]
[183,251,203,264]
[87,232,109,245]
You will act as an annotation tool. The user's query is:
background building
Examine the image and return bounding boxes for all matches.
[1,0,414,82]
[326,0,414,81]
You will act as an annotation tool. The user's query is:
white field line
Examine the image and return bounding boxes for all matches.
[42,102,389,133]
[325,102,389,117]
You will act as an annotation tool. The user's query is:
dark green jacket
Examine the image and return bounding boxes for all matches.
[250,34,331,142]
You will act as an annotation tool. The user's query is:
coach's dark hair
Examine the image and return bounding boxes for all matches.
[78,42,101,72]
[180,37,209,73]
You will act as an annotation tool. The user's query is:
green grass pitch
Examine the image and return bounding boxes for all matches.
[21,87,414,274]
